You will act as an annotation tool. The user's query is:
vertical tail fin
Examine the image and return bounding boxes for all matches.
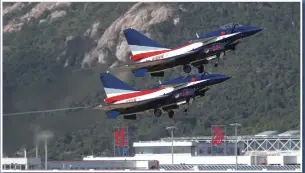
[100,72,138,98]
[123,28,169,56]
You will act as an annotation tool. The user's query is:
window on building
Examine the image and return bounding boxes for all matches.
[5,164,10,170]
[21,165,25,170]
[29,165,35,170]
[173,146,191,153]
[152,147,161,154]
[15,164,21,170]
[135,146,192,154]
[159,146,170,153]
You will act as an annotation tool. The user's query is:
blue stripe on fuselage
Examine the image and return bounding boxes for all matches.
[195,25,261,41]
[153,74,231,88]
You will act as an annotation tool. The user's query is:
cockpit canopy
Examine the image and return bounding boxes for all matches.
[219,23,243,29]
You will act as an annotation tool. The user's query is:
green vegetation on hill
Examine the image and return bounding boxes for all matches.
[3,2,300,160]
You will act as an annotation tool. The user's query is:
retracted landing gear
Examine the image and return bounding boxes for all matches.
[184,98,194,113]
[154,108,162,117]
[168,110,174,118]
[215,52,225,67]
[198,65,205,73]
[215,56,220,67]
[183,64,192,73]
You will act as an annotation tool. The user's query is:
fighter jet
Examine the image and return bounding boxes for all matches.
[121,23,263,77]
[92,72,231,120]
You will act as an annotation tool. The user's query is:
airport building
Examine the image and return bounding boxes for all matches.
[84,130,301,166]
[2,157,42,170]
[2,130,301,171]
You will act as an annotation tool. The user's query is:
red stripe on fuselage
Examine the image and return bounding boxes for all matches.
[130,43,193,62]
[130,50,169,62]
[104,88,164,104]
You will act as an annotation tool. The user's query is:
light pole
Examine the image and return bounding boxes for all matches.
[36,130,53,170]
[45,139,48,170]
[166,126,177,164]
[230,122,241,171]
[34,126,40,158]
[35,143,38,158]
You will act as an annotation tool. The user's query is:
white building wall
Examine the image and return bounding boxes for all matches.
[133,154,253,165]
[83,155,300,166]
[134,141,194,147]
[2,158,28,165]
[267,156,283,165]
[296,155,301,165]
[2,157,42,170]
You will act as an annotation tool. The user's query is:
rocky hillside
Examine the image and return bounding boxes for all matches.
[3,2,300,159]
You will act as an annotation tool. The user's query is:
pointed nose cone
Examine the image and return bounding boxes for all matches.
[252,27,264,34]
[245,26,264,36]
[203,74,231,86]
[216,74,231,83]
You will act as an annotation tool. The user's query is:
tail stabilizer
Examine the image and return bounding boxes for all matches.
[123,28,169,56]
[100,72,138,98]
[132,68,148,77]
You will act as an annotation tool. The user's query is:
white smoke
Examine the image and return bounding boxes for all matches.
[110,63,133,84]
[35,130,54,143]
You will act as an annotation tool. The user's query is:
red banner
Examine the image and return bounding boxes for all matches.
[114,128,127,147]
[114,130,119,146]
[211,125,224,146]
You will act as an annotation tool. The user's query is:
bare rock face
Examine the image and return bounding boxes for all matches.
[20,2,55,20]
[3,2,26,15]
[49,10,67,22]
[84,22,101,40]
[82,2,178,68]
[173,17,180,25]
[4,2,183,69]
[90,22,101,40]
[3,23,24,33]
[56,34,94,67]
[3,2,71,33]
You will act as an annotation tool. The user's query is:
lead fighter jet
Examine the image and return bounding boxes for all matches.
[121,23,263,77]
[92,72,231,120]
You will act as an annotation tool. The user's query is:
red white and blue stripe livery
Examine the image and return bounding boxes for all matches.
[121,23,263,77]
[93,72,231,120]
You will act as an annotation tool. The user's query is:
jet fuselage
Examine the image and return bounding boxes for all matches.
[109,73,231,117]
[124,23,263,77]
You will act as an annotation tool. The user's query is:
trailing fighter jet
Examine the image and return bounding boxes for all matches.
[121,23,263,77]
[92,72,231,120]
